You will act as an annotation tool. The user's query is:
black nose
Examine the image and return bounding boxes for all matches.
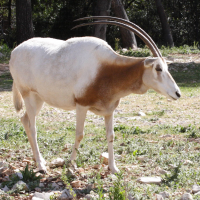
[176,91,181,98]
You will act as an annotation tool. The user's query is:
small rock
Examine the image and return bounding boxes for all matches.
[192,184,200,194]
[122,48,128,52]
[86,184,95,191]
[39,182,45,187]
[88,190,99,199]
[194,191,200,196]
[159,191,170,198]
[148,140,158,143]
[76,167,84,174]
[128,193,136,200]
[138,111,146,116]
[2,185,10,192]
[168,164,177,169]
[32,197,44,200]
[0,161,9,175]
[155,194,164,200]
[2,175,10,181]
[51,182,60,190]
[66,168,77,179]
[58,189,75,200]
[160,134,172,138]
[157,168,169,175]
[100,152,109,165]
[183,160,193,165]
[126,116,141,120]
[85,194,92,200]
[93,164,101,169]
[71,180,82,188]
[22,159,32,165]
[62,144,73,151]
[137,177,162,184]
[186,189,192,193]
[49,158,65,168]
[35,187,42,192]
[109,174,118,181]
[0,52,4,58]
[12,180,29,191]
[124,167,133,174]
[33,192,54,200]
[180,193,193,200]
[137,156,147,162]
[16,172,23,179]
[147,111,153,115]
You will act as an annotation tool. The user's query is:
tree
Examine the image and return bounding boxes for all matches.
[93,0,112,40]
[8,0,12,28]
[155,0,174,47]
[111,0,137,49]
[16,0,34,44]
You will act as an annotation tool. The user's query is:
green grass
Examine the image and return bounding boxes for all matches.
[0,48,200,199]
[119,44,200,57]
[0,73,13,91]
[0,43,12,64]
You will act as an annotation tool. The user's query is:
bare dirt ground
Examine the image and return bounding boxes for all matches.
[0,63,9,75]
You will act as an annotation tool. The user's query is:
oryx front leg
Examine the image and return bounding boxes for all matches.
[105,114,119,173]
[70,105,87,161]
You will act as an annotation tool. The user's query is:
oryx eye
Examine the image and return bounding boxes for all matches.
[155,65,162,72]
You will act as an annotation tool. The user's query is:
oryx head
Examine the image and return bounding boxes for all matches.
[143,57,181,100]
[73,16,181,100]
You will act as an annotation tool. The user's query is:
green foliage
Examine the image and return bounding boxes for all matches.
[119,48,151,57]
[114,125,146,135]
[109,173,126,200]
[0,191,14,200]
[60,165,77,199]
[2,174,20,189]
[2,165,41,191]
[118,44,200,58]
[176,125,200,138]
[20,164,41,183]
[1,0,200,47]
[0,43,12,63]
[95,172,106,200]
[160,44,200,56]
[162,163,182,187]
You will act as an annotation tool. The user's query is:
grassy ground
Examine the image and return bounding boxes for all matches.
[0,46,200,199]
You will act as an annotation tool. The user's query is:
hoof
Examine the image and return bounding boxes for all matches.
[109,166,120,174]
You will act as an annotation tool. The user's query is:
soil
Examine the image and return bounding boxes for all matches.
[0,63,9,76]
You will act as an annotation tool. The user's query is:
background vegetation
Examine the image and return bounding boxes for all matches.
[0,0,200,48]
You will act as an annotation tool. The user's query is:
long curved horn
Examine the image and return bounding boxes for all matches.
[75,16,162,57]
[72,20,160,57]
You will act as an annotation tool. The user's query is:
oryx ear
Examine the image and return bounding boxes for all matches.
[144,57,158,67]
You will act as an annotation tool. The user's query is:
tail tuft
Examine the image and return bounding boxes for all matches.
[12,82,23,112]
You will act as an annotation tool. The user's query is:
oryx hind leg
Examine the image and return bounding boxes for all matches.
[20,91,45,172]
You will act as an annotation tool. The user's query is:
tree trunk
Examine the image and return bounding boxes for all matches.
[111,0,137,49]
[155,0,174,47]
[93,0,111,40]
[16,0,34,44]
[8,0,12,28]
